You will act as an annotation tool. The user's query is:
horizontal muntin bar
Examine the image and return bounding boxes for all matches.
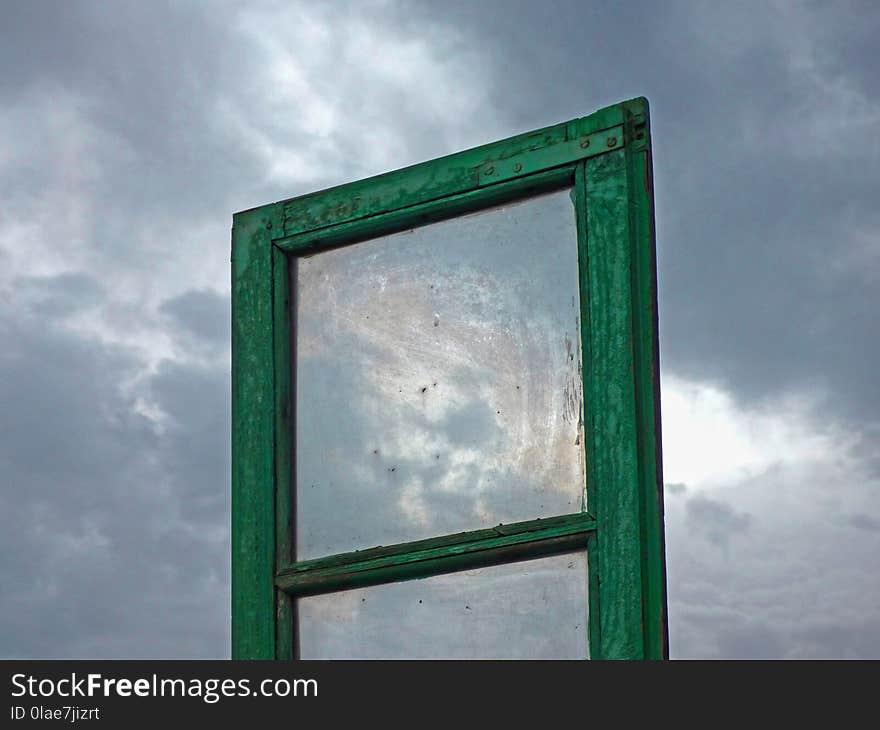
[276,512,596,597]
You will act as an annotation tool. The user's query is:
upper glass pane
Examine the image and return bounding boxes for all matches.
[294,188,585,560]
[298,551,589,659]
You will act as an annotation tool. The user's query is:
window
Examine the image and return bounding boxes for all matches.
[232,97,667,659]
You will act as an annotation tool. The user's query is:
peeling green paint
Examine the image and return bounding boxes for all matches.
[232,97,667,660]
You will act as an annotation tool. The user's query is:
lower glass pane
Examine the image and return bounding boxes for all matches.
[297,551,589,659]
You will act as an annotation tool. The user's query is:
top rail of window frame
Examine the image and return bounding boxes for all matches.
[234,101,642,251]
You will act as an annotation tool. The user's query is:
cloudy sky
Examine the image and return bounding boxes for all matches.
[1,0,878,659]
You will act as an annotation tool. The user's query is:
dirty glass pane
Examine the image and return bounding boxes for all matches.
[294,189,585,559]
[298,551,589,659]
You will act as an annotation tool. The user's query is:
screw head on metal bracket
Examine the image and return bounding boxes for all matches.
[579,138,591,149]
[606,136,617,148]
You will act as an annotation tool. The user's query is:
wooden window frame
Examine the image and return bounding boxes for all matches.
[231,97,667,660]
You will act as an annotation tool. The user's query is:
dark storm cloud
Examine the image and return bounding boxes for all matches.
[0,0,254,658]
[845,514,880,533]
[160,289,229,346]
[410,0,880,430]
[17,273,104,318]
[149,359,230,525]
[403,0,880,658]
[664,460,880,659]
[0,2,257,215]
[684,494,751,548]
[1,0,502,657]
[0,310,228,657]
[791,619,880,659]
[716,621,786,660]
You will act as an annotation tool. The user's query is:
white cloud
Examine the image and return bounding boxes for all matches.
[0,0,499,375]
[661,374,845,491]
[662,372,880,657]
[233,0,497,187]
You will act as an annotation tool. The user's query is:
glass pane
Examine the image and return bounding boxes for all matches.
[298,551,589,659]
[295,189,585,559]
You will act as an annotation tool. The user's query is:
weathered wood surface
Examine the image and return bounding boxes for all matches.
[278,113,625,238]
[276,166,573,255]
[580,97,667,659]
[272,246,294,659]
[276,513,596,596]
[231,97,667,660]
[231,206,280,659]
[623,99,668,660]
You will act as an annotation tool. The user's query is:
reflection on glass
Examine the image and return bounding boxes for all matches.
[294,189,585,559]
[298,552,589,659]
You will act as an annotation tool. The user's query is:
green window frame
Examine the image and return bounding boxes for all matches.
[231,97,667,660]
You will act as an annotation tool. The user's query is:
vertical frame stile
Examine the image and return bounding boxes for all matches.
[584,145,644,659]
[231,206,280,659]
[273,245,294,659]
[583,98,667,660]
[622,99,668,659]
[575,161,601,658]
